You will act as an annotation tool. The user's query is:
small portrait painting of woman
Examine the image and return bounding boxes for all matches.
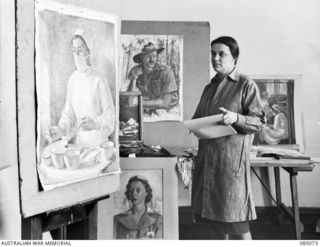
[113,174,163,239]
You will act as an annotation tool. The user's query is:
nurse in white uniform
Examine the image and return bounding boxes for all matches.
[47,29,115,147]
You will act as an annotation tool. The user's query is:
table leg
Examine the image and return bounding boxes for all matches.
[274,167,283,225]
[289,169,301,240]
[261,167,272,205]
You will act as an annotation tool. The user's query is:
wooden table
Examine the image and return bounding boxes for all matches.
[250,157,314,240]
[172,147,315,240]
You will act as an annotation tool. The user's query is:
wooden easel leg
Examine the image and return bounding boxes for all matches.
[65,202,98,240]
[58,225,68,239]
[50,225,67,240]
[289,170,301,240]
[87,202,98,240]
[21,215,43,240]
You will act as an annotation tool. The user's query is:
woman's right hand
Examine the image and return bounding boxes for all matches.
[219,107,238,125]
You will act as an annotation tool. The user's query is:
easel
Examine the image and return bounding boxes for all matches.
[21,196,108,240]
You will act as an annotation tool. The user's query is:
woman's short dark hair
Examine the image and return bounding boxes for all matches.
[125,176,153,203]
[211,36,239,64]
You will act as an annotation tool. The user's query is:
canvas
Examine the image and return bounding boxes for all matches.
[35,0,120,190]
[102,157,179,240]
[113,169,163,239]
[251,75,302,150]
[120,35,183,122]
[15,0,120,217]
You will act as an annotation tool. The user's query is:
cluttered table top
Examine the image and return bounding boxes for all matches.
[119,144,316,193]
[163,144,315,169]
[119,143,316,171]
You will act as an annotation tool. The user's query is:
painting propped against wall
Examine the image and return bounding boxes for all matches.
[102,157,179,239]
[113,169,164,239]
[252,75,300,148]
[35,0,120,190]
[120,35,183,122]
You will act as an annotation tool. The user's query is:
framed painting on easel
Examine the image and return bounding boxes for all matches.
[250,74,304,151]
[16,0,121,217]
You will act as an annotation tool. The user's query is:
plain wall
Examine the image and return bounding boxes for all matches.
[0,0,21,240]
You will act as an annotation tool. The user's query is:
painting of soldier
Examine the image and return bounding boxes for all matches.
[121,35,183,122]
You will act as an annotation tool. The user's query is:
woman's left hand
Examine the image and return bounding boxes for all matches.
[79,116,96,131]
[219,107,238,125]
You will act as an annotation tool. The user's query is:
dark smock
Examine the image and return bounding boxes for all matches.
[191,70,264,222]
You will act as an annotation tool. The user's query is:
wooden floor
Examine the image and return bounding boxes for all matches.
[179,206,320,240]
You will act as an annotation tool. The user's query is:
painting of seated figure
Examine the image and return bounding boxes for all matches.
[252,76,298,147]
[35,1,120,190]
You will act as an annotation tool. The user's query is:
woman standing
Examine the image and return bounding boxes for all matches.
[192,36,265,240]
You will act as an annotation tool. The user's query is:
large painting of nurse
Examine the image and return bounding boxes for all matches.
[35,1,120,190]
